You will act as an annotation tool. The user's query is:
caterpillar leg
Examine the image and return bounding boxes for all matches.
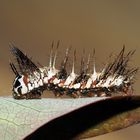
[53,87,65,97]
[12,87,26,99]
[13,92,26,99]
[25,91,42,99]
[97,87,112,97]
[122,85,134,96]
[71,92,79,98]
[87,92,98,97]
[13,90,42,99]
[97,92,107,97]
[71,91,81,98]
[54,92,64,97]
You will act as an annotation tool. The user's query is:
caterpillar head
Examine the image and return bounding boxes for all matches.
[12,75,28,99]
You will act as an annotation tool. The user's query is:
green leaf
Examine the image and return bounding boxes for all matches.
[0,96,140,140]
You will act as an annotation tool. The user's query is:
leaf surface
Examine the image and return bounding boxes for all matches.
[0,96,140,140]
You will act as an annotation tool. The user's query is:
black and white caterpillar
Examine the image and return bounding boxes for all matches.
[10,43,138,99]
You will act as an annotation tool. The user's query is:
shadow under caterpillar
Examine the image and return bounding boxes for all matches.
[9,42,138,99]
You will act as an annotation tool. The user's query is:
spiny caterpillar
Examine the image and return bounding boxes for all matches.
[10,43,138,99]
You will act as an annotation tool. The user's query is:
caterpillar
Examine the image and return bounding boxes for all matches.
[9,43,138,99]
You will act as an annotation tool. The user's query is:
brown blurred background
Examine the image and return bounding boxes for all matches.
[0,0,140,139]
